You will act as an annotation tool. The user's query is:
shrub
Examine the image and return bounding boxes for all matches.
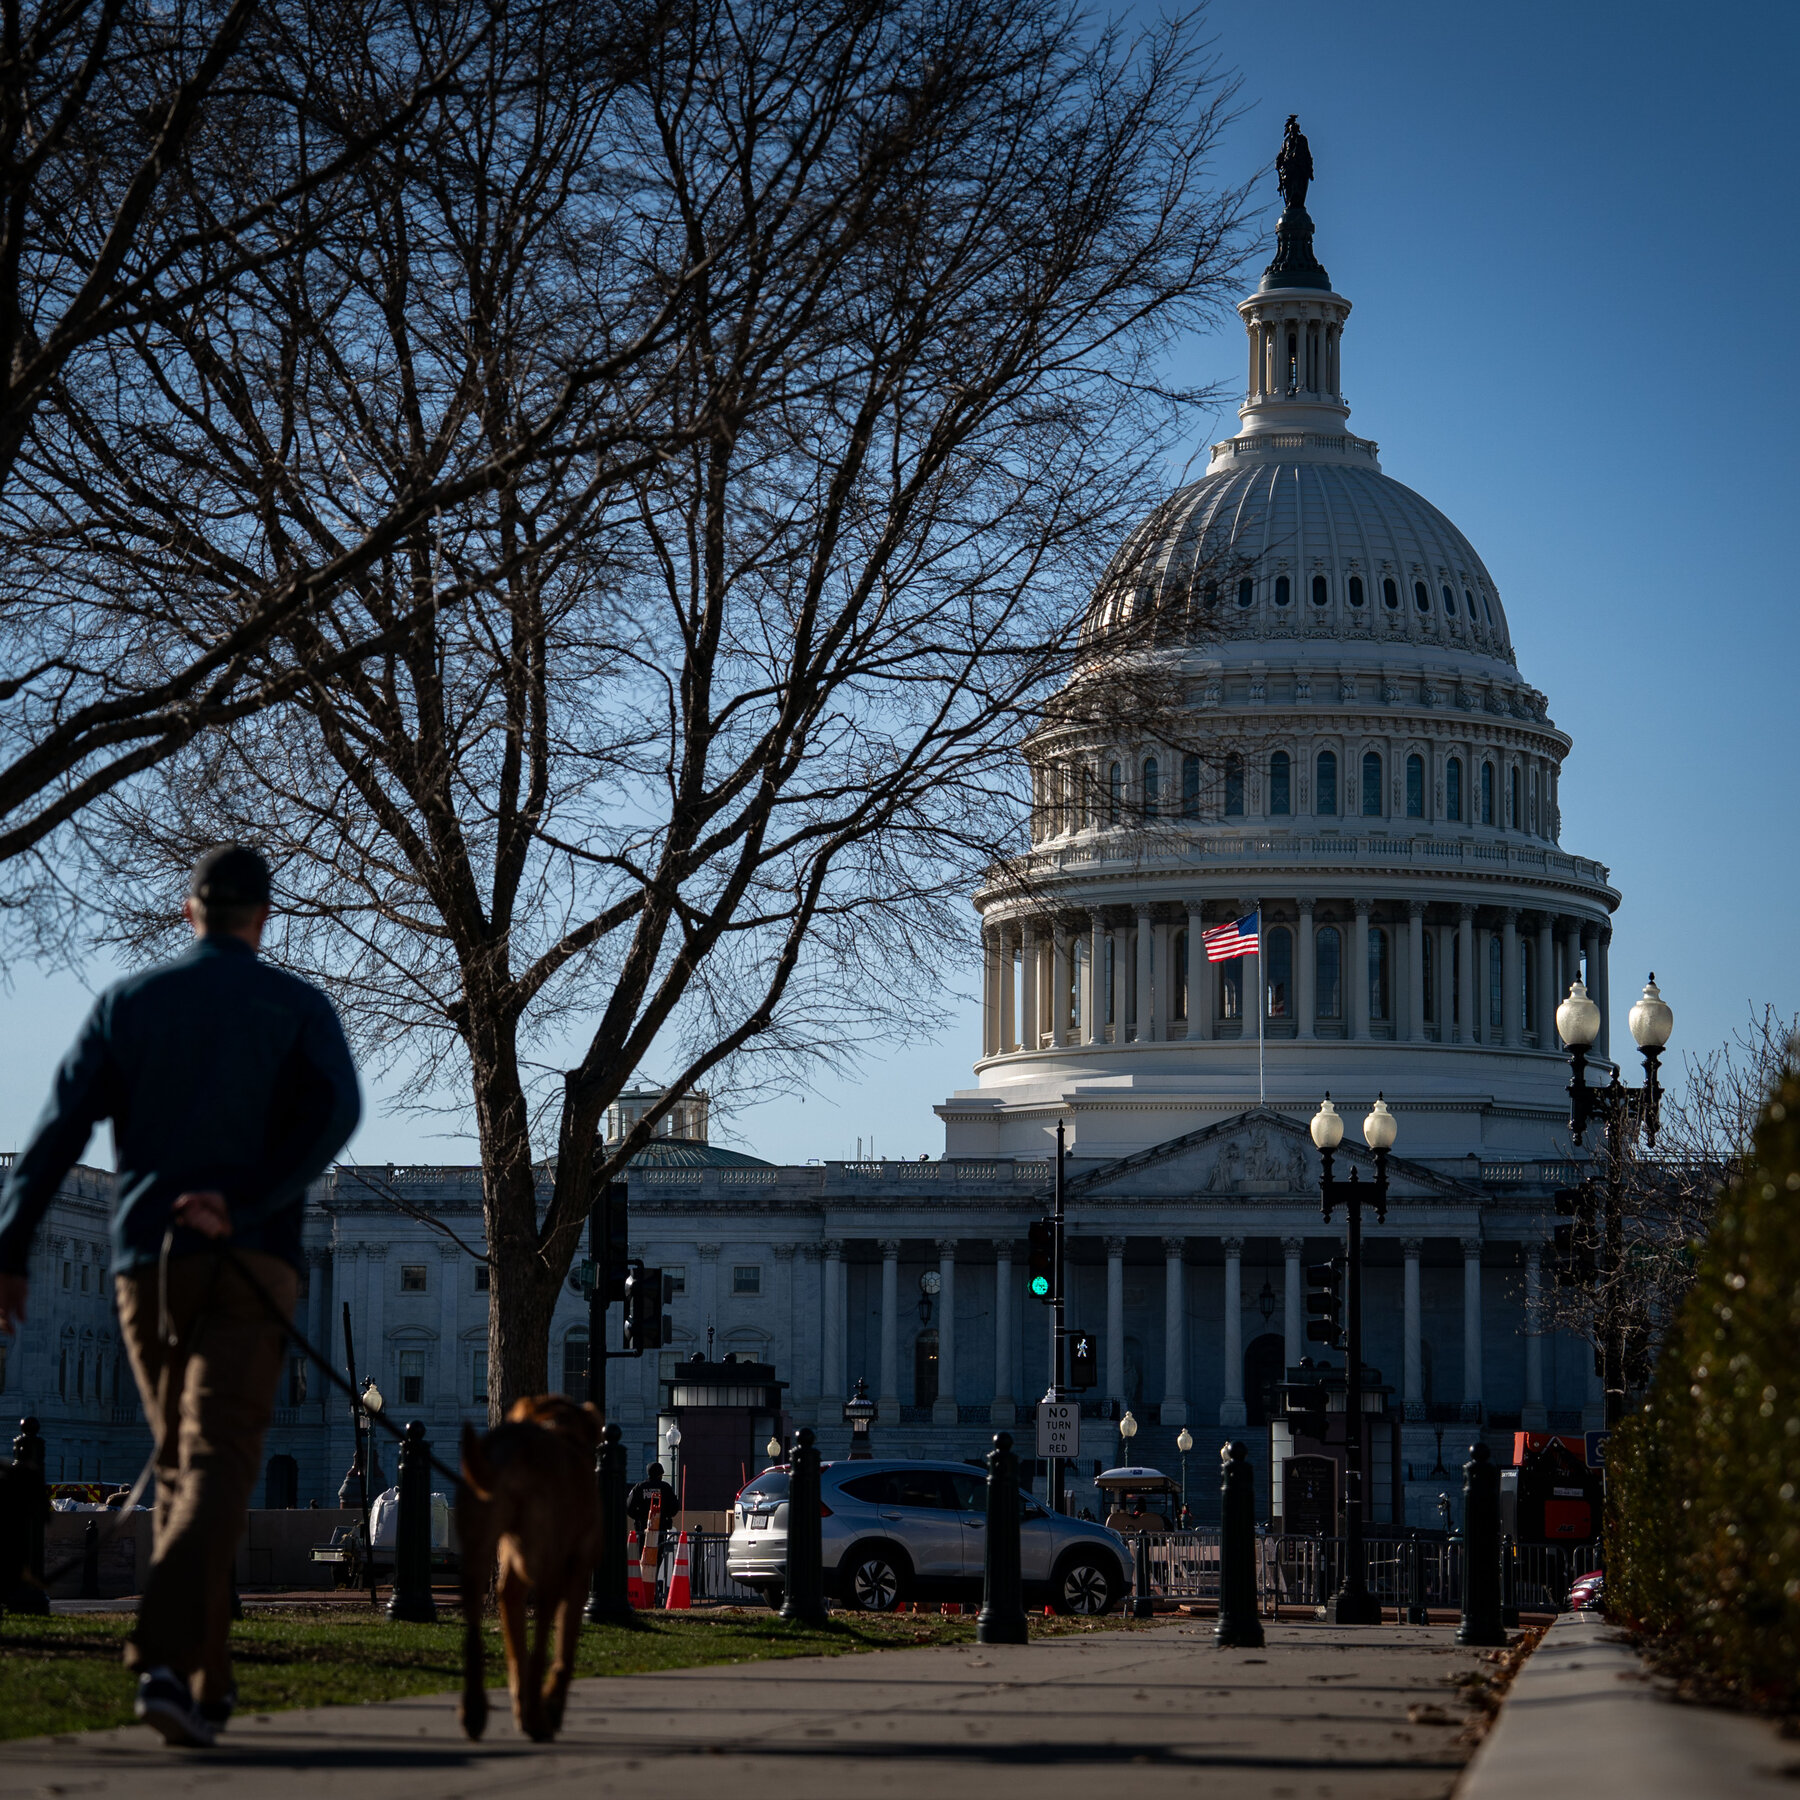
[1606,1061,1800,1712]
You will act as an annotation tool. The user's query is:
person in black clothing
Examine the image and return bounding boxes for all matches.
[0,845,359,1749]
[626,1461,679,1538]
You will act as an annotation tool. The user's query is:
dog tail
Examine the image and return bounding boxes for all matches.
[460,1422,495,1501]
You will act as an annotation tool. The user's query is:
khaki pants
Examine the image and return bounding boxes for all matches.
[116,1249,297,1699]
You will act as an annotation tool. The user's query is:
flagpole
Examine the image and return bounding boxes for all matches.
[1256,901,1265,1108]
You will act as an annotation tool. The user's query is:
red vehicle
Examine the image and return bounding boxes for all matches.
[1566,1568,1604,1611]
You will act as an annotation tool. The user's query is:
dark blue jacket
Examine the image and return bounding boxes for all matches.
[0,934,360,1277]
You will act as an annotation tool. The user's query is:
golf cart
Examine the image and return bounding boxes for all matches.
[1096,1465,1179,1534]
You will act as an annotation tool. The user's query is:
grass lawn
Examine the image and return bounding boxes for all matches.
[1,1603,1123,1742]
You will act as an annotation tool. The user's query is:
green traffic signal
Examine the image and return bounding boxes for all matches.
[1029,1273,1050,1296]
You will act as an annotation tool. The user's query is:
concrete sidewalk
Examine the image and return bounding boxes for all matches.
[2,1618,1489,1800]
[1458,1613,1796,1798]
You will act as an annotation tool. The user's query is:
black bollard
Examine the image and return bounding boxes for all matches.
[977,1432,1028,1644]
[1404,1529,1430,1625]
[1132,1528,1155,1619]
[6,1418,49,1615]
[1456,1442,1506,1646]
[80,1519,101,1599]
[586,1423,635,1625]
[386,1421,438,1622]
[1216,1442,1265,1648]
[1501,1530,1519,1627]
[779,1426,829,1627]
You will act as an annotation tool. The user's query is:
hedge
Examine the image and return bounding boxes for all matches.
[1605,1062,1800,1712]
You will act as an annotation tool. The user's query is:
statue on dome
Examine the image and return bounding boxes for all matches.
[1277,115,1313,214]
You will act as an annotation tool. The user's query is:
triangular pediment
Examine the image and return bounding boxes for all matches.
[1067,1109,1479,1202]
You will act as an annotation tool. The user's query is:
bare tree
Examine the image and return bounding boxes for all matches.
[92,0,1252,1410]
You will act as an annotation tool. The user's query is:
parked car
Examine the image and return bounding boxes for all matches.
[1566,1568,1604,1612]
[727,1459,1130,1615]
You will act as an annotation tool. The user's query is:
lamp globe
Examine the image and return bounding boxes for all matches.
[1363,1094,1398,1151]
[1629,974,1673,1050]
[1310,1095,1345,1151]
[1556,980,1602,1049]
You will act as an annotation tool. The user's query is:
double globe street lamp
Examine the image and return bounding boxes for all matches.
[1308,1092,1398,1626]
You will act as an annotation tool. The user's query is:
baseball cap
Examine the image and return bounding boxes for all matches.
[188,844,272,909]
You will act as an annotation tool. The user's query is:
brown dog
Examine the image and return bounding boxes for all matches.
[457,1395,601,1741]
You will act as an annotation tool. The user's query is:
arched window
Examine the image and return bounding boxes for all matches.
[1237,577,1254,608]
[1383,577,1400,609]
[1315,925,1342,1019]
[1224,752,1244,817]
[1483,592,1495,626]
[1480,761,1494,824]
[1522,937,1537,1036]
[1464,588,1475,620]
[1446,756,1463,822]
[1316,749,1338,815]
[1414,580,1430,612]
[1311,574,1328,606]
[1220,956,1243,1020]
[1269,750,1291,815]
[1530,768,1539,834]
[1442,584,1456,615]
[1108,762,1122,825]
[1348,575,1365,607]
[1180,753,1200,820]
[1173,929,1188,1020]
[1488,934,1503,1030]
[1510,766,1521,828]
[1406,753,1425,818]
[1202,581,1219,608]
[1266,926,1292,1017]
[1361,750,1382,817]
[1274,575,1291,606]
[1141,756,1159,816]
[1368,926,1390,1022]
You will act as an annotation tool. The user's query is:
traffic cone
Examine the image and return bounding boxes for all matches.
[664,1532,692,1610]
[626,1529,646,1608]
[639,1496,662,1606]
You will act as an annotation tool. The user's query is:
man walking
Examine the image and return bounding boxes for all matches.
[0,847,359,1746]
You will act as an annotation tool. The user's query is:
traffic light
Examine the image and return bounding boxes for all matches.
[602,1180,630,1301]
[1068,1330,1097,1390]
[623,1262,670,1352]
[1550,1186,1598,1288]
[1027,1218,1055,1302]
[1304,1258,1345,1349]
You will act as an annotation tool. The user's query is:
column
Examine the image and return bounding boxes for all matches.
[1133,906,1154,1041]
[1501,908,1522,1048]
[1282,1236,1304,1370]
[1219,1237,1246,1427]
[1535,914,1556,1048]
[999,923,1017,1052]
[1402,1238,1423,1421]
[797,1247,822,1403]
[1152,918,1172,1037]
[1085,911,1105,1045]
[1296,897,1316,1038]
[1406,900,1426,1040]
[878,1240,901,1416]
[1562,919,1584,1015]
[364,1246,386,1395]
[1461,1236,1483,1416]
[1186,905,1211,1040]
[773,1245,795,1418]
[1105,1237,1126,1404]
[698,1242,721,1337]
[1161,1238,1187,1428]
[1596,927,1612,1062]
[981,929,999,1057]
[1019,923,1039,1049]
[437,1242,460,1414]
[1523,1245,1547,1429]
[1052,922,1072,1046]
[1456,905,1475,1045]
[1350,901,1371,1039]
[992,1240,1016,1426]
[932,1239,958,1424]
[820,1240,844,1405]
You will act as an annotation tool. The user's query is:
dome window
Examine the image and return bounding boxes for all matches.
[1269,751,1291,816]
[1348,576,1365,607]
[1405,753,1425,819]
[1180,753,1200,820]
[1203,581,1219,608]
[1224,752,1244,817]
[1311,575,1328,606]
[1482,592,1495,626]
[1361,750,1382,817]
[1315,750,1338,815]
[1237,577,1254,608]
[1480,761,1494,825]
[1314,925,1342,1019]
[1274,575,1291,606]
[1446,756,1464,822]
[1510,766,1521,829]
[1383,577,1399,609]
[1464,588,1476,621]
[1414,580,1430,612]
[1107,762,1122,826]
[1442,585,1456,615]
[1142,756,1159,816]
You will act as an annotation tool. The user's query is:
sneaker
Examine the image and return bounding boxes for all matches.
[135,1668,217,1748]
[198,1684,237,1728]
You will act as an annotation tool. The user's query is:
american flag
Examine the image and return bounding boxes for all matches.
[1202,911,1261,963]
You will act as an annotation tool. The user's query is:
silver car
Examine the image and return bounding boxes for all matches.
[727,1459,1130,1615]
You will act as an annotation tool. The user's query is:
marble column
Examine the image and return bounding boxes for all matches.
[797,1247,822,1403]
[1402,1238,1423,1421]
[364,1246,386,1394]
[1296,898,1316,1038]
[1461,1236,1483,1415]
[773,1245,795,1416]
[1105,1237,1126,1404]
[932,1239,958,1424]
[820,1240,844,1404]
[1536,913,1556,1047]
[1219,1237,1246,1427]
[1161,1238,1187,1428]
[1282,1236,1305,1370]
[1406,900,1426,1040]
[1186,905,1211,1040]
[1020,923,1040,1050]
[878,1240,901,1416]
[982,928,999,1056]
[1134,907,1154,1042]
[1501,909,1522,1048]
[438,1242,460,1411]
[1596,928,1612,1062]
[1523,1244,1547,1429]
[1052,922,1072,1046]
[698,1243,721,1338]
[1350,901,1371,1039]
[1085,912,1106,1045]
[1562,920,1584,1017]
[999,923,1017,1052]
[992,1240,1016,1425]
[1456,904,1475,1045]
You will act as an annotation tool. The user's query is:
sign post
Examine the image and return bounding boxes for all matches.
[1036,1399,1079,1462]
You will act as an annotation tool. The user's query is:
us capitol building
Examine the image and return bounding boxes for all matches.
[7,137,1625,1526]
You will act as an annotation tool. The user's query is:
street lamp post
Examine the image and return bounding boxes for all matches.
[1309,1092,1396,1627]
[1555,974,1673,1429]
[1176,1427,1194,1523]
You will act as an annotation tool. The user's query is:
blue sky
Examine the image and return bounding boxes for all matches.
[2,1,1794,1166]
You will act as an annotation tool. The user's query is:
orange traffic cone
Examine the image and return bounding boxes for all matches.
[664,1532,692,1610]
[639,1495,662,1606]
[626,1529,646,1607]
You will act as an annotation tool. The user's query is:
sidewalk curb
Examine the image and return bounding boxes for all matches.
[1458,1613,1795,1798]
